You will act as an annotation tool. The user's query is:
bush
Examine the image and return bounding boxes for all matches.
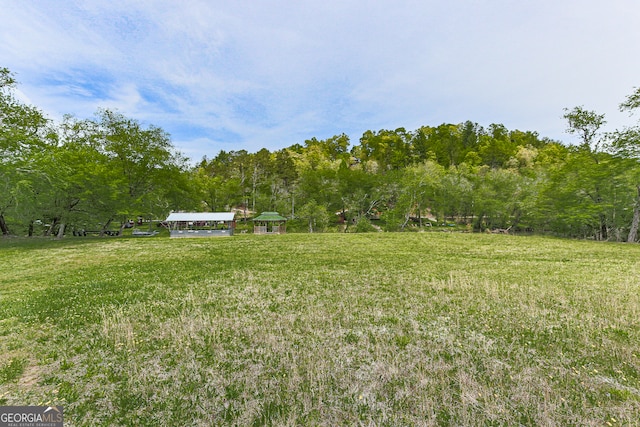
[353,217,377,233]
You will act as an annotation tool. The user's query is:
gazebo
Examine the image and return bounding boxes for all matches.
[253,212,287,235]
[165,212,236,237]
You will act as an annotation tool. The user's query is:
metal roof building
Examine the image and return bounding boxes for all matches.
[166,212,236,222]
[165,212,236,237]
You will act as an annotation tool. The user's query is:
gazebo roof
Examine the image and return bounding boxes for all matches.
[253,212,287,221]
[166,212,235,222]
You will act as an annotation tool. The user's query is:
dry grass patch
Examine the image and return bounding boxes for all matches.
[1,233,639,425]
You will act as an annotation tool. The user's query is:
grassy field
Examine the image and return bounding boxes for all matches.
[1,232,639,426]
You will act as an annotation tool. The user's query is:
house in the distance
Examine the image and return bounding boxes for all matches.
[253,212,287,235]
[165,212,236,237]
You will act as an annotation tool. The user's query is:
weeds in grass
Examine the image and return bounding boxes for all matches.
[0,358,26,383]
[0,234,639,425]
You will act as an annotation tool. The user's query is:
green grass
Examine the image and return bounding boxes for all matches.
[1,233,639,426]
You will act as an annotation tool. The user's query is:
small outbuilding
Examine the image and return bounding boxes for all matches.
[165,212,236,238]
[253,212,287,235]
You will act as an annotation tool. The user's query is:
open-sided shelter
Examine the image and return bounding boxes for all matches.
[253,212,287,234]
[165,212,236,237]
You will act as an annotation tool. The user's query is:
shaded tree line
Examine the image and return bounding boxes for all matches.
[1,68,191,237]
[194,98,640,241]
[3,66,640,241]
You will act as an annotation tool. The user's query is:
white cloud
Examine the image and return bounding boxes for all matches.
[2,0,640,158]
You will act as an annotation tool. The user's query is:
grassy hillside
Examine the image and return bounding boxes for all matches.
[1,233,639,426]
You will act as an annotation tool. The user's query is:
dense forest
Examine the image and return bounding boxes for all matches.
[2,66,640,241]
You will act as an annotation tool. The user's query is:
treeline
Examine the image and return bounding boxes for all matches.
[195,117,639,241]
[2,66,640,241]
[1,68,191,237]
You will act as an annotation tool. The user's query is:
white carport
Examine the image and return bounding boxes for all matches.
[165,212,236,237]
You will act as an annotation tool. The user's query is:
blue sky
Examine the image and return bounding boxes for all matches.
[2,0,639,162]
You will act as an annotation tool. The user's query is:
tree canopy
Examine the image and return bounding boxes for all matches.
[2,66,640,242]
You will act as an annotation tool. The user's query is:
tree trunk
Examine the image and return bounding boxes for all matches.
[45,218,59,237]
[599,213,608,241]
[401,212,410,231]
[474,213,485,232]
[628,185,640,243]
[56,223,66,239]
[28,220,34,237]
[252,165,259,214]
[0,214,9,235]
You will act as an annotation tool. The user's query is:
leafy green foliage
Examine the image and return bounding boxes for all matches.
[1,70,190,236]
[2,64,640,242]
[563,106,606,151]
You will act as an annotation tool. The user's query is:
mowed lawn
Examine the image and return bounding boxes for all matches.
[1,233,639,426]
